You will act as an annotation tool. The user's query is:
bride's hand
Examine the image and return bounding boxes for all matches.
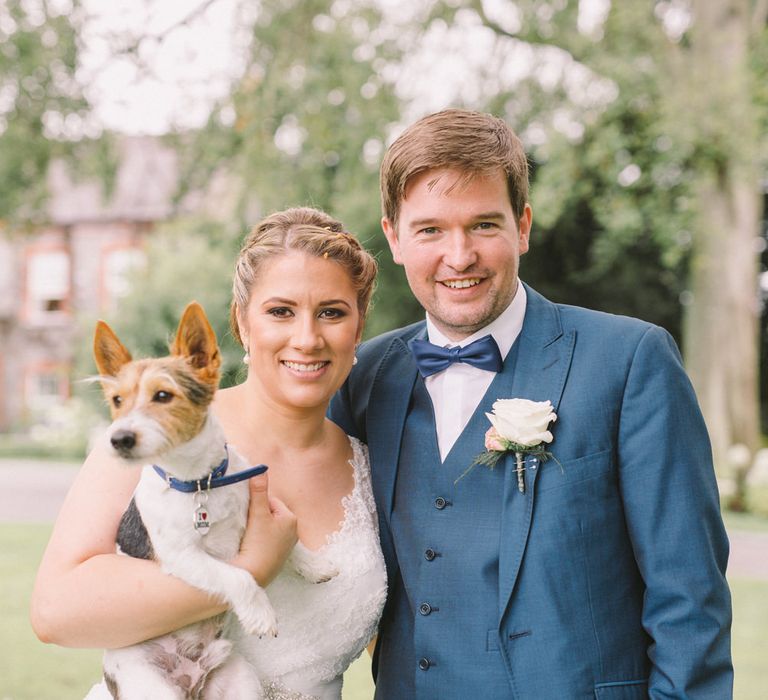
[232,472,298,586]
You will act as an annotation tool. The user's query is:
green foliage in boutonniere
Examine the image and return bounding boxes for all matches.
[457,398,559,492]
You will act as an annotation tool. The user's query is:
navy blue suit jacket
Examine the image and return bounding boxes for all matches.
[330,285,732,698]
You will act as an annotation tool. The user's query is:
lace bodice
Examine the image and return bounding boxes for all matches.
[238,437,387,699]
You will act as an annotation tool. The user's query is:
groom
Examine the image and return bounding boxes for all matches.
[330,109,732,698]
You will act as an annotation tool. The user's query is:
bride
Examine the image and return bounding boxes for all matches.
[31,207,386,699]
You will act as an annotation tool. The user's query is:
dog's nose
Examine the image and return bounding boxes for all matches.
[111,430,137,452]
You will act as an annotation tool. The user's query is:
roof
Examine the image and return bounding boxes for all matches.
[46,136,179,224]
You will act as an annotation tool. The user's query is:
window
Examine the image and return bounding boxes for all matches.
[27,250,70,319]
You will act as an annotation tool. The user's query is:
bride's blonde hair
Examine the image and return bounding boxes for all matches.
[230,207,378,347]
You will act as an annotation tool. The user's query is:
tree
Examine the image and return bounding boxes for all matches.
[0,0,109,225]
[671,0,767,507]
[520,4,692,341]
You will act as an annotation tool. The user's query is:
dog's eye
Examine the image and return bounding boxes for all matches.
[153,391,173,403]
[112,396,122,408]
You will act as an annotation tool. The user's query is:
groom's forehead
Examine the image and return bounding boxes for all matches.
[397,171,511,225]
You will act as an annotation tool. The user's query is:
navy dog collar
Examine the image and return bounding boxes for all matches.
[153,446,268,493]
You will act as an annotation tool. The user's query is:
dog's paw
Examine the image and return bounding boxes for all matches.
[234,587,278,638]
[289,544,339,584]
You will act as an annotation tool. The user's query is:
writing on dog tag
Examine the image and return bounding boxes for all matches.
[193,490,211,535]
[193,505,210,535]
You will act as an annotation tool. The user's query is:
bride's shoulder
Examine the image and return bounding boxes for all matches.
[213,384,234,406]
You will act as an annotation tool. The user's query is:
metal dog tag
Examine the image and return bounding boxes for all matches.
[193,491,211,535]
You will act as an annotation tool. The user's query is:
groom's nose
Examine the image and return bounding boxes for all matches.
[442,230,478,271]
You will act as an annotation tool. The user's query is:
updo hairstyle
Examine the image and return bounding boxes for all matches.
[230,207,378,347]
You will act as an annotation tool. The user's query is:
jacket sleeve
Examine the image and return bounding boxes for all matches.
[328,375,365,443]
[617,325,733,698]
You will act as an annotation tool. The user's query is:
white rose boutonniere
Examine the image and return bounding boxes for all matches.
[457,398,559,492]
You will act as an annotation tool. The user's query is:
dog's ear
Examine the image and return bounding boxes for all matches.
[172,302,221,383]
[93,321,133,377]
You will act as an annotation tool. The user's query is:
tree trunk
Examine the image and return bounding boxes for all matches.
[681,0,761,504]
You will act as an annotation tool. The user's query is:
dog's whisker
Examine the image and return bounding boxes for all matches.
[80,374,119,386]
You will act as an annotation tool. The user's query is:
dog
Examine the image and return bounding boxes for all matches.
[89,302,333,700]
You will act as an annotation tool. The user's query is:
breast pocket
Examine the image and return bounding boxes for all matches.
[535,448,614,493]
[532,448,622,539]
[594,680,648,699]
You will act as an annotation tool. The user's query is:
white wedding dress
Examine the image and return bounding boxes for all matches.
[239,437,387,699]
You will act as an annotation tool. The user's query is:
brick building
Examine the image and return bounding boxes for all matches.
[0,136,179,431]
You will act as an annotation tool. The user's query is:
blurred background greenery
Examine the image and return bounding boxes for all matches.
[1,0,767,697]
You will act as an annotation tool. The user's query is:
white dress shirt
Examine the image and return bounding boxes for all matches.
[424,281,527,461]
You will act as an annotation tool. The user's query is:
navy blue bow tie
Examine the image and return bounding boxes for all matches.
[409,334,503,378]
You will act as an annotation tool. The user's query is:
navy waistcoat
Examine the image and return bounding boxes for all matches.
[377,374,513,698]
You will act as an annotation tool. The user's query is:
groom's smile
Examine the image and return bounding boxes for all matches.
[440,277,482,289]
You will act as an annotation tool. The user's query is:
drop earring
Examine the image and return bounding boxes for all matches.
[352,356,358,366]
[242,339,250,365]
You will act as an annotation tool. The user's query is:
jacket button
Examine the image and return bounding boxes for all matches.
[419,602,432,615]
[424,548,437,561]
[434,497,448,509]
[418,657,431,671]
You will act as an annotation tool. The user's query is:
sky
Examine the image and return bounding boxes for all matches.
[79,0,249,134]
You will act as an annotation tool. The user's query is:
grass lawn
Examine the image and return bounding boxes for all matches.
[1,523,763,699]
[731,578,768,700]
[724,507,768,532]
[0,524,102,699]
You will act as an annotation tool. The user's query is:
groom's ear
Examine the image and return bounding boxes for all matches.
[518,204,533,256]
[382,217,403,265]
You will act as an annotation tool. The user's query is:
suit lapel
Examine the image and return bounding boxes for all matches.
[497,286,576,619]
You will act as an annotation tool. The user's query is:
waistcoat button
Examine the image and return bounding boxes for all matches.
[418,657,431,671]
[434,497,447,509]
[419,602,433,615]
[424,548,437,561]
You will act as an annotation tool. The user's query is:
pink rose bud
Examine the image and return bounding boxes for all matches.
[485,427,506,452]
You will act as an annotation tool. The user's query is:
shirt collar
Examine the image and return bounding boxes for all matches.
[426,279,527,360]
